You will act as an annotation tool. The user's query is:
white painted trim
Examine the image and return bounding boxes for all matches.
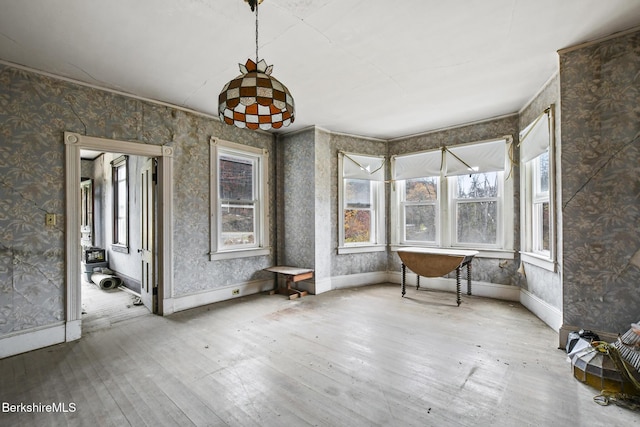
[337,245,386,254]
[557,25,640,54]
[165,279,273,313]
[387,271,520,301]
[388,113,519,143]
[66,320,82,342]
[331,272,389,290]
[0,323,66,359]
[209,137,270,261]
[519,288,562,332]
[520,252,556,272]
[65,132,174,331]
[312,277,333,295]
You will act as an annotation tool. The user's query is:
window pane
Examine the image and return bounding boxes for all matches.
[219,155,254,200]
[457,201,497,244]
[115,164,127,245]
[405,205,436,241]
[456,172,498,198]
[535,201,550,252]
[221,204,255,246]
[344,209,371,243]
[536,151,549,193]
[405,177,437,202]
[345,179,371,209]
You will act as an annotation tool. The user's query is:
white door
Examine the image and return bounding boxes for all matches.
[140,158,156,312]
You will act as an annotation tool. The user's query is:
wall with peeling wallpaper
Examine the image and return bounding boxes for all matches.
[559,29,640,335]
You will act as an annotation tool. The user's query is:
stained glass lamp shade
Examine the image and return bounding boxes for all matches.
[218,58,295,130]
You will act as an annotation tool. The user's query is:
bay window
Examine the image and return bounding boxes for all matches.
[391,138,513,256]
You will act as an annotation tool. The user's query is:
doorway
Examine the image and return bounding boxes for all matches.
[79,152,153,332]
[64,132,174,342]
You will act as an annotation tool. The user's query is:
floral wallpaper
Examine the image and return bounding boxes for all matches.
[559,29,640,334]
[0,64,274,336]
[2,27,637,344]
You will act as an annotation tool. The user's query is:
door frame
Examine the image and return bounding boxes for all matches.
[64,132,174,341]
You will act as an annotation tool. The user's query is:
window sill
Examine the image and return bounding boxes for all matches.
[520,252,556,272]
[111,244,129,254]
[390,245,515,259]
[338,244,387,255]
[210,247,271,261]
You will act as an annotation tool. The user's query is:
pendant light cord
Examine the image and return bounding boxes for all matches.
[255,1,259,63]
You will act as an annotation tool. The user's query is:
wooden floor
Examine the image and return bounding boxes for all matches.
[81,278,149,333]
[1,284,638,426]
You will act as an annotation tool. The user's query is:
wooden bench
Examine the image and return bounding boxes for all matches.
[264,266,314,300]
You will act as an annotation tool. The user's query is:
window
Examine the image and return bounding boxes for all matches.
[210,137,270,260]
[452,172,501,246]
[391,138,513,256]
[520,107,555,270]
[401,177,438,243]
[111,155,128,251]
[338,152,386,254]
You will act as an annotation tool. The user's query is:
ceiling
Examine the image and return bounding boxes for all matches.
[1,0,639,140]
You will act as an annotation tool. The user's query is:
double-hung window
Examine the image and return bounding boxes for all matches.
[210,137,270,260]
[111,155,129,251]
[520,106,555,270]
[391,138,513,256]
[338,152,386,254]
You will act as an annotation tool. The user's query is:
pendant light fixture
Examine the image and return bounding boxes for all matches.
[218,0,295,130]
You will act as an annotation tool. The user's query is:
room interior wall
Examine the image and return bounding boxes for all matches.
[0,63,275,341]
[559,28,640,336]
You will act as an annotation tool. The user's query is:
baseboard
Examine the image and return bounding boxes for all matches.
[519,289,562,332]
[308,277,332,295]
[0,323,66,359]
[331,272,389,291]
[387,271,520,301]
[163,278,274,314]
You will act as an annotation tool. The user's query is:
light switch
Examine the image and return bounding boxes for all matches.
[45,213,56,226]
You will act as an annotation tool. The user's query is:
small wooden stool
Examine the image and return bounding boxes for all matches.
[264,266,314,300]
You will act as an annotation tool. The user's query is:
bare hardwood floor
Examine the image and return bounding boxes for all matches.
[81,278,149,333]
[1,284,638,426]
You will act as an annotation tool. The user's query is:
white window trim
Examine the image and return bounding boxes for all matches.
[338,152,386,255]
[209,137,270,260]
[448,171,507,250]
[398,177,440,245]
[519,106,556,272]
[390,137,514,258]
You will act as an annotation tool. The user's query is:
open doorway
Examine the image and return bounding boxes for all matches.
[79,151,152,332]
[64,132,174,342]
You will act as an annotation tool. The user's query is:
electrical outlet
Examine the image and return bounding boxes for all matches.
[232,289,240,295]
[45,213,56,226]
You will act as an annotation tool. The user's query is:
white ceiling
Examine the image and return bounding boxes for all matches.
[1,0,640,140]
